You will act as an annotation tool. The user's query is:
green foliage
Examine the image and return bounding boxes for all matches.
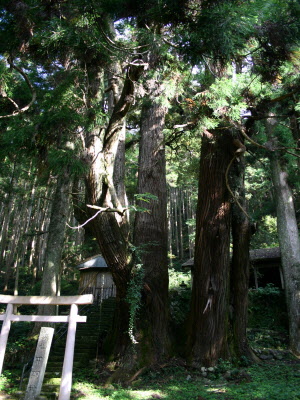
[178,0,256,64]
[200,73,248,121]
[134,193,158,203]
[73,367,100,383]
[1,321,35,372]
[5,336,31,360]
[62,239,91,268]
[250,215,279,249]
[168,269,191,348]
[0,61,33,118]
[248,284,288,331]
[252,0,300,82]
[0,374,8,391]
[169,285,191,325]
[130,193,159,213]
[0,370,21,394]
[60,278,79,296]
[248,329,288,350]
[245,155,280,248]
[47,148,88,177]
[168,267,191,290]
[32,10,112,64]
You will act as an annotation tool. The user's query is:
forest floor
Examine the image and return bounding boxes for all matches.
[71,328,300,399]
[1,353,299,400]
[69,355,300,400]
[1,328,299,399]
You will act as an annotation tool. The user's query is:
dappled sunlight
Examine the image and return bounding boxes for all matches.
[73,381,166,400]
[131,389,167,399]
[206,387,227,393]
[216,203,230,220]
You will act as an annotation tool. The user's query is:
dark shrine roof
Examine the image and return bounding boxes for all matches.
[77,255,109,271]
[249,247,281,263]
[182,247,281,269]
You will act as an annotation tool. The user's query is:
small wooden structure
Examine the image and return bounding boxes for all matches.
[182,247,284,289]
[77,255,116,304]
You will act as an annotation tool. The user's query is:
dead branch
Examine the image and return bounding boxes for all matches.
[88,204,127,216]
[67,205,128,230]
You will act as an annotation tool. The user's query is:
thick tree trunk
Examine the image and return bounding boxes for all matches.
[188,129,233,366]
[267,118,300,356]
[134,99,169,362]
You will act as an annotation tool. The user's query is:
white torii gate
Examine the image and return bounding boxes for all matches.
[0,294,93,400]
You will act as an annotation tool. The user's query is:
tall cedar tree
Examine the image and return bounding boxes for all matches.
[188,128,234,365]
[134,90,169,363]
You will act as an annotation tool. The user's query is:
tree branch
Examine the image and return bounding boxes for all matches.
[286,150,300,159]
[103,61,146,148]
[229,119,268,150]
[87,204,127,216]
[0,59,36,119]
[67,205,128,230]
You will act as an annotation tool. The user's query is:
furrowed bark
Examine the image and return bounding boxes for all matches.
[188,129,233,366]
[134,98,169,362]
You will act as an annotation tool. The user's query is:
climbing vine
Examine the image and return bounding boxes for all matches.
[126,263,145,345]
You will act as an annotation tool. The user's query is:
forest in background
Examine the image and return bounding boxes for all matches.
[0,0,300,377]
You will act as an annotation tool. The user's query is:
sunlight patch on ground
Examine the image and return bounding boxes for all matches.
[130,389,166,398]
[73,382,165,400]
[206,386,227,393]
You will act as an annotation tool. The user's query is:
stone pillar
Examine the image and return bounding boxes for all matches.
[24,327,54,400]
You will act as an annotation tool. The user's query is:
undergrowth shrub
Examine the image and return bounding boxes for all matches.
[248,284,288,331]
[169,286,191,325]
